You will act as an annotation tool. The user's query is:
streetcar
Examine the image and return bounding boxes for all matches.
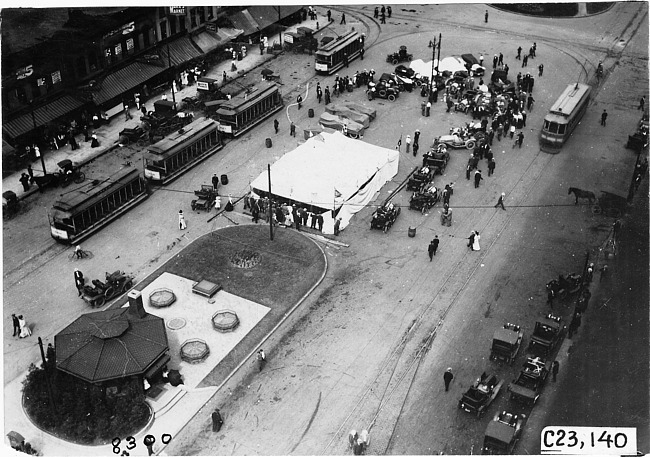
[540,83,591,152]
[49,167,149,244]
[315,31,364,75]
[143,117,223,184]
[214,82,284,137]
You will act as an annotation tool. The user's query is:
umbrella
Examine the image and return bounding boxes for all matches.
[261,69,274,76]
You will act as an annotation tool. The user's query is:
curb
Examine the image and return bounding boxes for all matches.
[489,3,616,19]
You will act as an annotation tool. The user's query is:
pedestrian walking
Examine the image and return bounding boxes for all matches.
[412,142,419,157]
[468,231,476,250]
[516,46,522,60]
[257,349,266,371]
[374,6,379,18]
[484,10,488,23]
[496,124,504,141]
[124,104,132,121]
[380,12,386,24]
[527,94,535,110]
[639,96,645,111]
[522,55,528,67]
[334,217,342,236]
[547,289,556,309]
[428,236,440,261]
[446,96,454,113]
[324,87,331,104]
[178,210,187,230]
[11,314,20,337]
[74,268,85,296]
[509,124,516,139]
[552,361,559,382]
[18,315,31,338]
[387,5,392,17]
[212,409,224,432]
[340,13,346,24]
[473,231,481,251]
[486,158,495,177]
[327,9,332,22]
[212,173,219,190]
[297,95,303,109]
[19,173,30,191]
[414,129,421,144]
[274,118,279,133]
[443,367,454,391]
[474,169,483,188]
[495,192,506,210]
[290,121,296,137]
[531,42,537,57]
[405,135,411,154]
[538,64,544,76]
[27,164,35,184]
[601,110,607,126]
[466,164,472,180]
[426,100,431,116]
[517,131,524,148]
[492,54,498,69]
[498,53,503,66]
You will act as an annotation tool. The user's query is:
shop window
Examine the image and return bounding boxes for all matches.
[114,43,123,61]
[126,38,135,54]
[160,19,168,39]
[51,70,62,85]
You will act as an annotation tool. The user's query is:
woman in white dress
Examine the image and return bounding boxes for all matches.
[472,230,481,251]
[19,315,31,338]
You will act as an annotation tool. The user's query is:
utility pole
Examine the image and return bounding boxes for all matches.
[436,33,442,76]
[430,36,436,92]
[167,42,176,107]
[38,337,57,424]
[267,164,273,241]
[30,103,47,174]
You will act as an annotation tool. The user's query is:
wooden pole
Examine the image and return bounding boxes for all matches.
[268,164,273,241]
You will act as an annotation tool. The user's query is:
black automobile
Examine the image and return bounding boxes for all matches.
[367,81,399,102]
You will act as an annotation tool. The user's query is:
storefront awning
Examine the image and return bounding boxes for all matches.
[158,36,204,68]
[192,27,243,54]
[228,9,260,36]
[248,5,302,30]
[2,94,85,140]
[93,61,166,105]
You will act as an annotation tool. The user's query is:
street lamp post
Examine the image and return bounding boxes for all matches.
[166,42,176,107]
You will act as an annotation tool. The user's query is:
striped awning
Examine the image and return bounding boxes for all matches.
[2,94,85,140]
[192,27,243,54]
[93,61,166,105]
[158,36,204,68]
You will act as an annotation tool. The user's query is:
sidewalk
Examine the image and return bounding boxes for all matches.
[2,14,331,204]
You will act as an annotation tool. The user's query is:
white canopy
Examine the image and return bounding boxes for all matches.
[250,131,399,234]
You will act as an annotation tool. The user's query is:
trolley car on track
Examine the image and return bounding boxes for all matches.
[214,83,284,137]
[540,83,591,152]
[49,167,148,244]
[143,117,223,184]
[315,31,364,75]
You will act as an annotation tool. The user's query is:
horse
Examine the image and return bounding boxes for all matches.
[568,187,596,205]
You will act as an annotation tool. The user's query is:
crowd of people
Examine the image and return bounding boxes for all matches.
[242,194,327,233]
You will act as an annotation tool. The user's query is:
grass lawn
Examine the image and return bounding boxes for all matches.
[131,224,327,387]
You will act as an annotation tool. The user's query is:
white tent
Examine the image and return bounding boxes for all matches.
[250,131,399,234]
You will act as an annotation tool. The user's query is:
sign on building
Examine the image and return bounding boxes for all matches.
[169,7,186,15]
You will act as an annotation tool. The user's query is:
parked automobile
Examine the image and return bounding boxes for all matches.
[490,323,524,365]
[528,314,564,357]
[508,356,551,405]
[458,372,504,418]
[367,81,400,102]
[482,411,526,454]
[461,53,486,76]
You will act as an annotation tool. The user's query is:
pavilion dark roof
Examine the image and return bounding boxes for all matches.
[55,307,168,384]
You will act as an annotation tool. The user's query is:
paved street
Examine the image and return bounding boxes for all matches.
[3,3,648,455]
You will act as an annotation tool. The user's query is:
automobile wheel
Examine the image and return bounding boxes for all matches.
[591,204,602,215]
[379,90,387,97]
[388,94,396,102]
[466,140,476,149]
[119,135,130,145]
[74,172,86,184]
[348,132,359,139]
[136,139,147,147]
[415,80,422,87]
[104,287,115,300]
[122,280,133,293]
[94,296,106,308]
[391,58,399,65]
